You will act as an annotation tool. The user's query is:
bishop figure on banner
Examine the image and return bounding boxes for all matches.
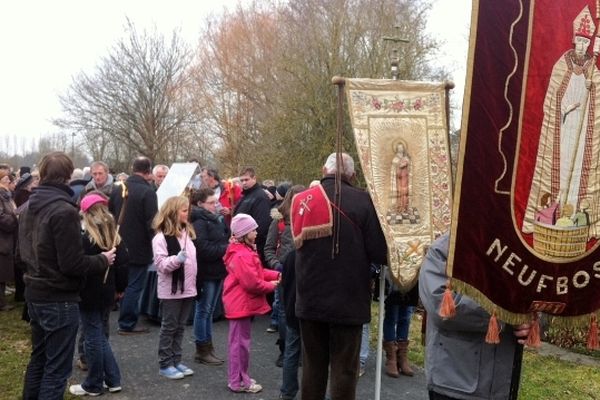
[523,5,600,240]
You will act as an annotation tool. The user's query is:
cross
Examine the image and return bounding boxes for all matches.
[383,26,409,80]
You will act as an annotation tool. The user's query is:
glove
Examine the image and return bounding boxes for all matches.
[275,262,284,272]
[176,250,187,263]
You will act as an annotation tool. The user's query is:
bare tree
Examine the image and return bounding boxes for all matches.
[56,21,196,165]
[192,0,444,183]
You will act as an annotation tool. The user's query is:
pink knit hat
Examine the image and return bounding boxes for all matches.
[80,193,108,213]
[231,213,258,239]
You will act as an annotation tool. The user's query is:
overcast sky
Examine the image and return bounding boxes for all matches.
[0,0,471,154]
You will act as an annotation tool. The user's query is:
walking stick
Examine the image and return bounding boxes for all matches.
[103,183,128,284]
[508,343,524,400]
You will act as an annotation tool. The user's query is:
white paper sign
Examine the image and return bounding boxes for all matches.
[156,162,198,209]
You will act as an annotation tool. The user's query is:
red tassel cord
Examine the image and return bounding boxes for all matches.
[438,279,456,319]
[525,312,541,348]
[587,314,599,351]
[485,310,501,344]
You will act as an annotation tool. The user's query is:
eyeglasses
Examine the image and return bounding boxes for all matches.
[204,200,217,205]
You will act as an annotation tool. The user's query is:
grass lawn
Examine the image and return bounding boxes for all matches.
[369,308,600,399]
[4,301,600,399]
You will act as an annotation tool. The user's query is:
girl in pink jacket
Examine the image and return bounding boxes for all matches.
[152,196,197,380]
[223,213,280,393]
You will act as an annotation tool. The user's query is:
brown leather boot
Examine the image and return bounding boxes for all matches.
[208,341,224,364]
[194,342,223,365]
[396,340,414,376]
[383,341,399,378]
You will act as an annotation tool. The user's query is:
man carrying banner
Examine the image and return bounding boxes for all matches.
[420,233,531,400]
[292,152,387,400]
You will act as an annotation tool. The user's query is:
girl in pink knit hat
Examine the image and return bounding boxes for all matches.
[223,213,280,393]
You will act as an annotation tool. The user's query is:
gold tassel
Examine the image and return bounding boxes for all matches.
[438,279,456,319]
[525,312,541,348]
[485,309,501,344]
[587,313,599,350]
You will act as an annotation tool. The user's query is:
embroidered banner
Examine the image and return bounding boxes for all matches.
[345,78,453,290]
[449,0,600,323]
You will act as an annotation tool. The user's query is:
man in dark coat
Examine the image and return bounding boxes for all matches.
[109,156,158,334]
[19,152,115,400]
[293,152,387,400]
[233,166,272,263]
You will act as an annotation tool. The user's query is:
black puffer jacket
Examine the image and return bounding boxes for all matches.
[79,237,129,311]
[109,174,157,265]
[191,206,229,289]
[234,183,272,259]
[19,183,108,303]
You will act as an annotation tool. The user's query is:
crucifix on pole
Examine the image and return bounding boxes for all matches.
[383,26,409,80]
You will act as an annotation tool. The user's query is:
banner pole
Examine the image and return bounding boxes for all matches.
[508,343,524,400]
[374,265,386,400]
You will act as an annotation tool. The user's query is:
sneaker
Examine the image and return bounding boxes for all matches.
[175,363,194,376]
[103,383,122,393]
[159,366,184,380]
[229,382,263,393]
[76,358,88,371]
[359,366,366,377]
[69,384,101,397]
[266,324,278,333]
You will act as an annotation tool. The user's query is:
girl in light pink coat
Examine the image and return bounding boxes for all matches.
[223,213,280,393]
[152,196,197,380]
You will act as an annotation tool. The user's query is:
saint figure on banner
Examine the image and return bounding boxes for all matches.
[390,141,411,213]
[523,5,600,239]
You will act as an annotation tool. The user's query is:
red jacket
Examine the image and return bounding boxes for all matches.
[222,242,279,319]
[219,180,242,226]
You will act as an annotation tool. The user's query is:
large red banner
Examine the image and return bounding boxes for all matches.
[450,0,600,322]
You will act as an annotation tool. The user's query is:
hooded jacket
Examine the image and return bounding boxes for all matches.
[263,208,294,270]
[18,183,108,303]
[222,242,279,319]
[190,206,229,287]
[420,233,519,399]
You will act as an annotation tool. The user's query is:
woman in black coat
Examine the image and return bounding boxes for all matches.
[190,187,230,365]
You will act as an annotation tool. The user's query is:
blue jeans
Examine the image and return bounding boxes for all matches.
[193,279,223,343]
[270,286,281,326]
[23,302,80,400]
[383,304,414,341]
[280,324,301,399]
[118,263,149,331]
[359,322,370,367]
[80,308,121,393]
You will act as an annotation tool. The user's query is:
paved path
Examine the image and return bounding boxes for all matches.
[69,311,428,400]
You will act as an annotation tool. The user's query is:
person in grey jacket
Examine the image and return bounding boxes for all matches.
[419,232,531,400]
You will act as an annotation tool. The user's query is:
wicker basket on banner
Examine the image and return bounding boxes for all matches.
[533,222,588,258]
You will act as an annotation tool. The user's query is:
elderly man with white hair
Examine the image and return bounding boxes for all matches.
[292,152,387,400]
[152,164,169,189]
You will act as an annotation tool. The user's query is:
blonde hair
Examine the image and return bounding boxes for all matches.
[153,196,195,239]
[82,201,121,251]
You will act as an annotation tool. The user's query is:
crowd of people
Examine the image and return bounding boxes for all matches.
[0,152,532,400]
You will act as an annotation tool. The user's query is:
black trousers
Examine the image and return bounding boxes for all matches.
[429,390,461,400]
[299,319,362,400]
